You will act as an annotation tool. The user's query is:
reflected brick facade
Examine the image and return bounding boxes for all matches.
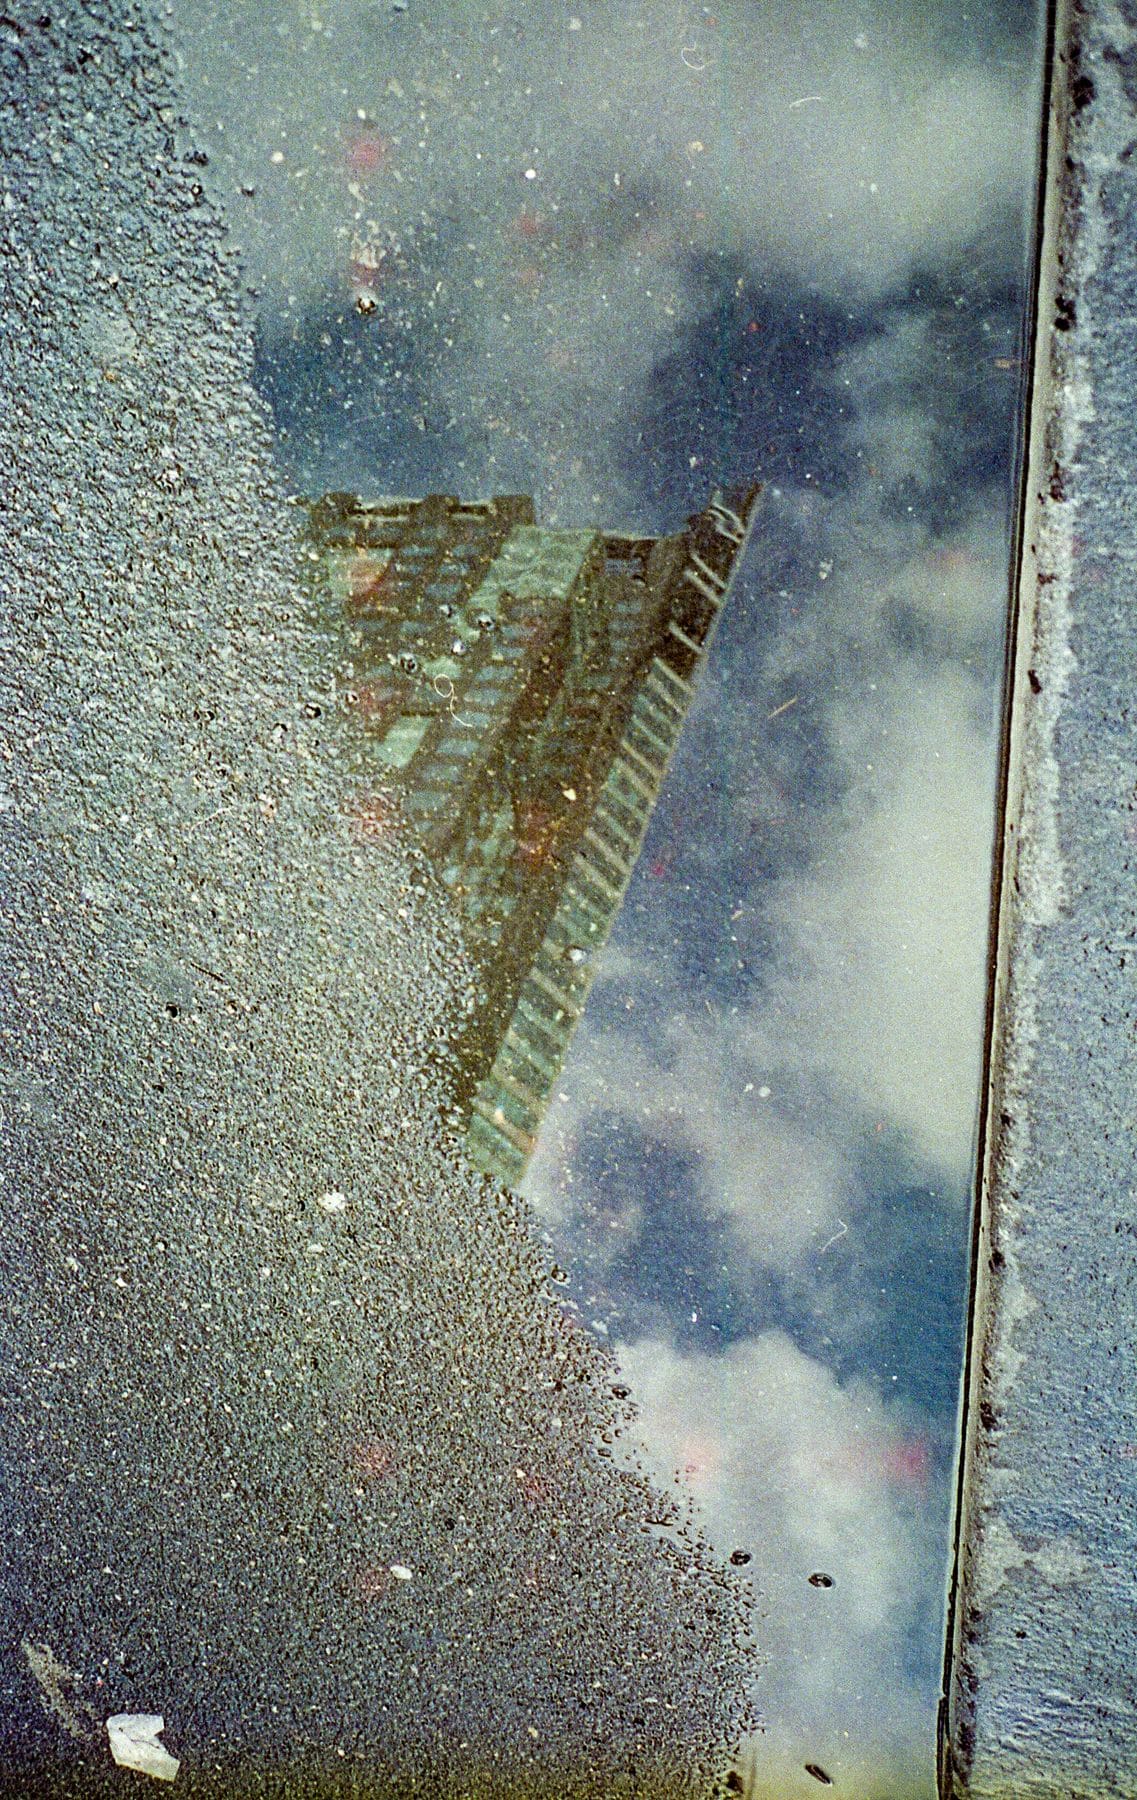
[307,484,760,1185]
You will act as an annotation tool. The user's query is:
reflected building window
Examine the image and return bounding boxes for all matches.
[308,484,761,1183]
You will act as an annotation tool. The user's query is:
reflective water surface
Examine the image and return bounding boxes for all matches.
[1,0,1045,1794]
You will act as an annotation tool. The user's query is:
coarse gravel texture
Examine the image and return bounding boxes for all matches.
[0,5,758,1795]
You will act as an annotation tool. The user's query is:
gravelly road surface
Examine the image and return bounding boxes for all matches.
[0,5,755,1794]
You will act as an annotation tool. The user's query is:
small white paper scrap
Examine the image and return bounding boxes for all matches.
[106,1713,180,1781]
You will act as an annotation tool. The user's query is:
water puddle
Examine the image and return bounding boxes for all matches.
[0,0,1048,1792]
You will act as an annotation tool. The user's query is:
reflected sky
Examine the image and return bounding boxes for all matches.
[166,1,1043,1792]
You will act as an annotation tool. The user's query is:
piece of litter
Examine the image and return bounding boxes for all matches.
[106,1714,180,1782]
[389,1563,413,1581]
[766,695,798,721]
[318,1190,347,1213]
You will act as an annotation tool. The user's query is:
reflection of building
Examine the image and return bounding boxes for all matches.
[307,483,760,1185]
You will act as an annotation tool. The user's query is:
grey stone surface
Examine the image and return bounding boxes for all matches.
[0,5,755,1793]
[947,1,1137,1794]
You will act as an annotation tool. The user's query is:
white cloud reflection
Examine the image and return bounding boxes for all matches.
[618,1330,939,1798]
[754,652,996,1175]
[174,0,1032,519]
[185,0,1029,300]
[524,335,1006,1789]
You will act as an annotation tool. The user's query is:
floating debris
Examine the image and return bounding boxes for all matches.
[106,1714,180,1782]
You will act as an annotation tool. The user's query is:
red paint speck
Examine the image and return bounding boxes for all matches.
[352,677,402,729]
[347,553,395,611]
[824,1432,932,1492]
[881,1436,931,1490]
[356,1565,392,1602]
[351,1437,397,1482]
[679,1433,720,1489]
[513,207,545,240]
[352,796,397,841]
[514,1467,550,1510]
[344,130,393,177]
[514,800,559,871]
[348,255,385,292]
